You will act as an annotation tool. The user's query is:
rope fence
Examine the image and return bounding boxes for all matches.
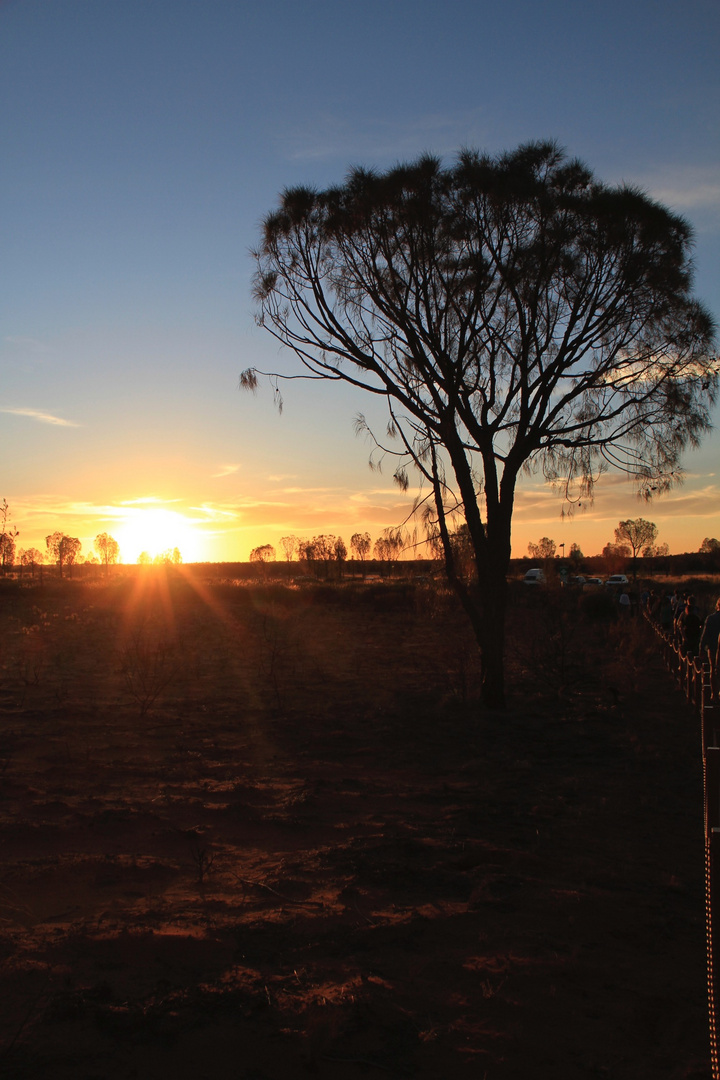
[645,613,720,1078]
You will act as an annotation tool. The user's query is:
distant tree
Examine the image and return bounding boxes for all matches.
[569,542,583,565]
[602,541,631,574]
[654,542,670,558]
[374,527,405,564]
[614,518,658,578]
[247,143,718,707]
[0,531,16,571]
[297,538,315,562]
[0,499,18,575]
[700,538,720,554]
[250,544,276,562]
[152,548,183,566]
[20,547,43,578]
[279,535,297,561]
[448,523,475,581]
[350,532,371,562]
[334,536,347,562]
[528,537,556,561]
[85,553,100,565]
[137,551,152,565]
[46,532,81,578]
[94,532,120,572]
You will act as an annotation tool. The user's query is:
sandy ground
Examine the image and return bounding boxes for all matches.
[0,571,712,1078]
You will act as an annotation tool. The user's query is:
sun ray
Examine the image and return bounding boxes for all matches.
[116,507,202,563]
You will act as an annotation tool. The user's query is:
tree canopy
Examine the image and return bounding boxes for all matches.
[615,518,659,575]
[94,532,120,569]
[245,142,718,708]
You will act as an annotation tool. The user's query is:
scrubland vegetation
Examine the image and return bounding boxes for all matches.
[0,566,713,1077]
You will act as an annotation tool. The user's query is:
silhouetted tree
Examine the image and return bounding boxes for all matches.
[246,142,717,707]
[19,547,43,578]
[280,535,297,561]
[373,528,405,567]
[350,532,371,561]
[153,548,182,566]
[0,499,18,576]
[334,536,347,561]
[297,538,315,562]
[94,532,120,572]
[700,538,720,554]
[602,542,631,575]
[0,531,16,571]
[528,537,556,560]
[615,518,658,578]
[569,543,583,566]
[46,532,81,578]
[250,544,276,562]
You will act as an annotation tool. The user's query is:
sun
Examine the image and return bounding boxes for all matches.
[116,508,201,563]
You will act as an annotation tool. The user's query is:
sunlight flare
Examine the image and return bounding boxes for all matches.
[116,507,202,563]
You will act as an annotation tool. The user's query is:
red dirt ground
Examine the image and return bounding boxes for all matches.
[0,571,712,1078]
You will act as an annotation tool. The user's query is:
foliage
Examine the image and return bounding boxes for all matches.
[0,531,16,568]
[250,543,277,562]
[94,532,120,568]
[246,142,718,707]
[351,532,371,561]
[0,499,19,573]
[280,535,297,561]
[701,538,720,554]
[615,518,659,576]
[334,536,347,561]
[374,528,405,562]
[153,548,182,566]
[45,532,81,577]
[602,542,631,574]
[528,537,556,560]
[615,519,658,558]
[20,547,44,572]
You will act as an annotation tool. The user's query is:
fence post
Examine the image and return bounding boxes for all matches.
[706,745,720,1079]
[704,682,717,758]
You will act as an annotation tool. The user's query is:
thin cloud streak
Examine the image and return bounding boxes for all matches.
[212,464,242,478]
[283,107,489,164]
[1,407,79,427]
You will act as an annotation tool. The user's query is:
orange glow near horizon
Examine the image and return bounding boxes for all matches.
[115,508,204,564]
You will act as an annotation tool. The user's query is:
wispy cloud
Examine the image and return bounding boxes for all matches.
[120,496,180,506]
[0,407,79,427]
[282,107,489,165]
[188,503,240,522]
[213,464,242,478]
[3,336,52,354]
[624,164,720,228]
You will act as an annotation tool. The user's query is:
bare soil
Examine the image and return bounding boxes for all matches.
[0,571,711,1078]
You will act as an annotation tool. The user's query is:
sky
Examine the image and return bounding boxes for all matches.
[1,0,719,564]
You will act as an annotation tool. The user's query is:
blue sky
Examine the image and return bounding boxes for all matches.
[1,0,718,562]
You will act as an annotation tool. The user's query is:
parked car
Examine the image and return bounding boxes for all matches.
[583,576,604,586]
[605,574,629,586]
[523,568,545,585]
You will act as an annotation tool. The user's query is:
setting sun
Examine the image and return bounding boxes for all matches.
[116,507,202,564]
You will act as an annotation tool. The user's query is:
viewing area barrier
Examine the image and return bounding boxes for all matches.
[646,614,720,1079]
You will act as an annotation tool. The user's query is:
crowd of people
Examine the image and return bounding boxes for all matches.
[645,587,720,664]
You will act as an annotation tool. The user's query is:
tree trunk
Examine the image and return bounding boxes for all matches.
[476,572,508,710]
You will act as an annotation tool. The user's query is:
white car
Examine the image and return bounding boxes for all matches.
[523,568,545,585]
[605,574,629,586]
